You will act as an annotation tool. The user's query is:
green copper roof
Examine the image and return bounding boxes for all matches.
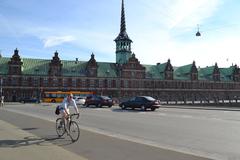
[22,58,50,75]
[174,64,192,80]
[62,60,87,77]
[219,66,235,81]
[97,62,117,78]
[0,57,118,77]
[198,66,215,80]
[156,63,167,73]
[144,63,167,79]
[22,59,119,77]
[0,57,9,74]
[220,66,234,75]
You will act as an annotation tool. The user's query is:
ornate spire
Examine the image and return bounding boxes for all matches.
[120,0,126,34]
[115,0,132,42]
[115,0,133,64]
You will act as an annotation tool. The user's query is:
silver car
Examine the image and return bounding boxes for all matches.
[74,96,86,106]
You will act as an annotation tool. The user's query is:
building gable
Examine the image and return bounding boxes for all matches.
[8,49,23,75]
[48,51,62,76]
[120,54,145,79]
[86,53,98,77]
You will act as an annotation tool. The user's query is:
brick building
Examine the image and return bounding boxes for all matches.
[1,0,240,103]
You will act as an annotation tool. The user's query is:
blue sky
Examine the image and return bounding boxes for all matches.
[1,0,240,67]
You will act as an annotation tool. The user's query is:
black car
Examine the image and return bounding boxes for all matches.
[85,95,113,107]
[19,97,40,103]
[119,96,160,111]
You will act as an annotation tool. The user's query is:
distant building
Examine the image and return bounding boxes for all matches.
[0,0,240,103]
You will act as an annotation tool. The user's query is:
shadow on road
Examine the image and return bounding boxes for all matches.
[0,135,75,148]
[22,127,38,131]
[43,135,75,146]
[0,136,49,148]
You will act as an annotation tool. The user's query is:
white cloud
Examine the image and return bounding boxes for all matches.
[167,0,222,29]
[139,0,222,29]
[129,0,231,68]
[43,35,76,48]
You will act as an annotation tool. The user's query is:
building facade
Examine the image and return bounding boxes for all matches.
[1,0,240,103]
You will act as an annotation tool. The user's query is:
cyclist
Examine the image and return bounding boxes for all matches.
[59,93,79,133]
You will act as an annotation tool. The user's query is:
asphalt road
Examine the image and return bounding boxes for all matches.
[1,103,240,160]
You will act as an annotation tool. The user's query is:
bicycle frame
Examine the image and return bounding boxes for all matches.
[56,113,80,142]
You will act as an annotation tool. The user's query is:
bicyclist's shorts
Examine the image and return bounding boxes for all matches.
[59,107,70,115]
[59,106,65,111]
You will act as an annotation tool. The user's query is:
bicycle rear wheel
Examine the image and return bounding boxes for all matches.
[69,121,80,142]
[56,118,65,137]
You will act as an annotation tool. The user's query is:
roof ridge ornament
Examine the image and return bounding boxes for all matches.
[14,48,19,56]
[54,50,58,56]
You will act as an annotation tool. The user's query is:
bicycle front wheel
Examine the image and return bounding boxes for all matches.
[56,118,65,137]
[69,121,80,142]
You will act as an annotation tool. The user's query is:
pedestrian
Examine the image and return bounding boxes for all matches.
[1,96,4,107]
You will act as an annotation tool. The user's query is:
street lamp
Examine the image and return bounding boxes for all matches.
[196,24,201,37]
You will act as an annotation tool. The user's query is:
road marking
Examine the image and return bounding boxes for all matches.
[210,117,222,121]
[157,113,167,116]
[180,115,193,118]
[94,108,111,111]
[223,111,230,113]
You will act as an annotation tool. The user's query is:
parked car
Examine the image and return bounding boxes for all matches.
[19,97,40,103]
[119,96,160,111]
[74,96,86,106]
[85,95,113,107]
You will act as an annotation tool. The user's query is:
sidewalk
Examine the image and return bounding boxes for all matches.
[0,120,87,160]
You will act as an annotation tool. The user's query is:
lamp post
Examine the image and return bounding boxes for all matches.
[0,78,2,97]
[38,78,41,103]
[0,78,3,106]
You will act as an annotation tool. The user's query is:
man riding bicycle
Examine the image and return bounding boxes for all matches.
[59,93,79,133]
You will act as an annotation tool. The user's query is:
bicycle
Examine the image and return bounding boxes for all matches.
[56,113,80,142]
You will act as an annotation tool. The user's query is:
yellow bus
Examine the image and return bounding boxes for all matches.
[42,91,95,103]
